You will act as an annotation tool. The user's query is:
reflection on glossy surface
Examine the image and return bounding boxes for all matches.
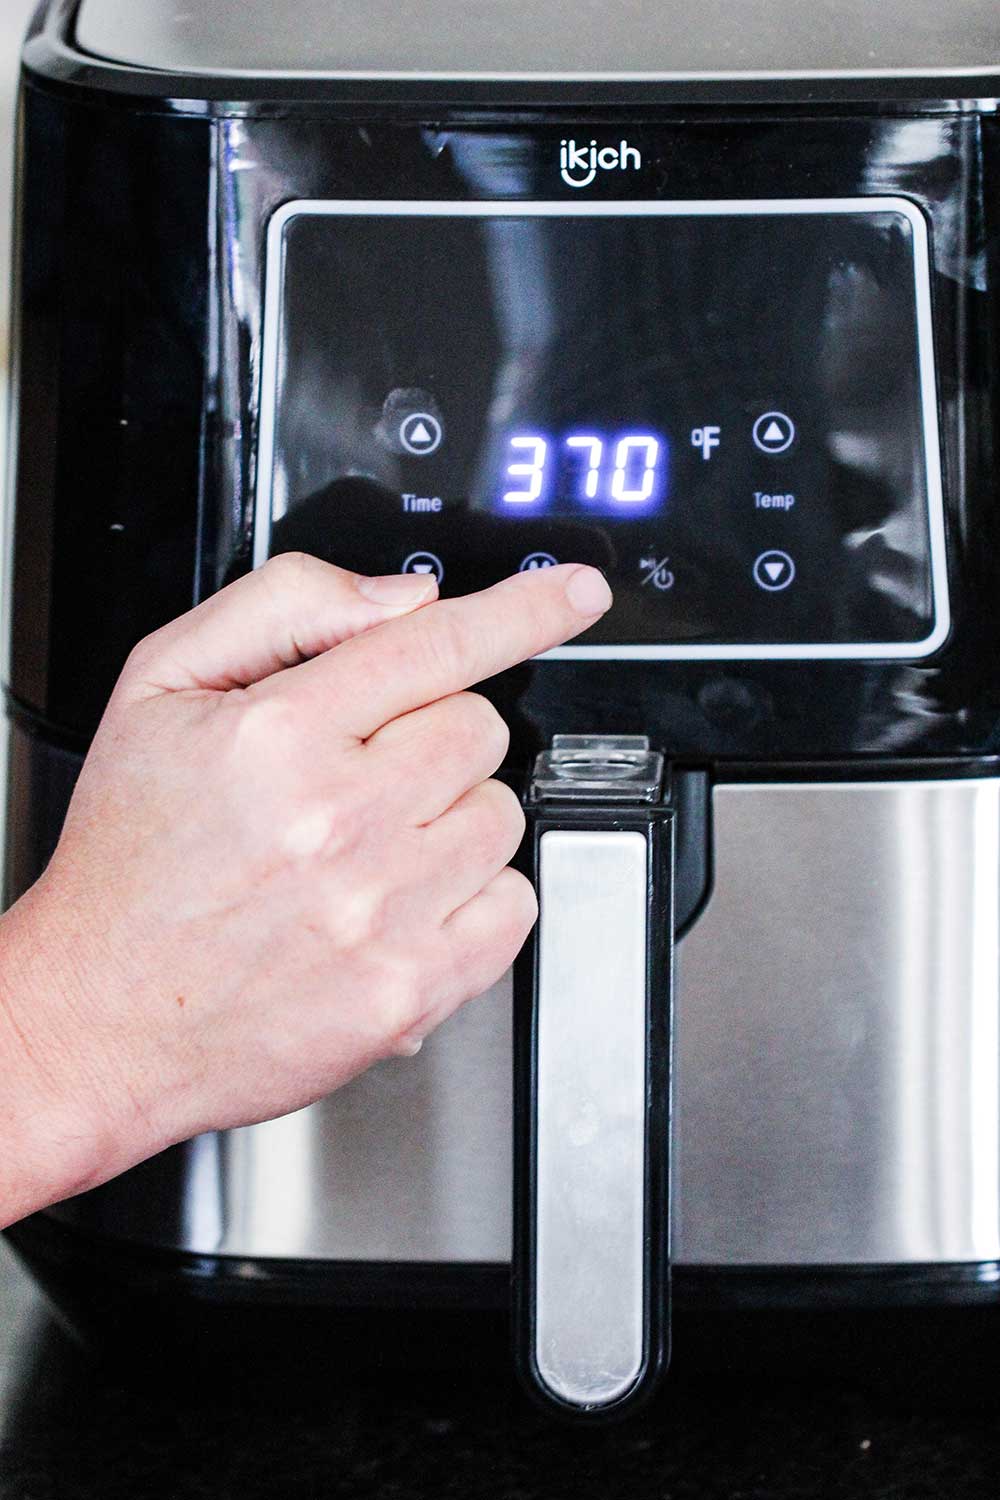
[677,779,1000,1265]
[194,113,999,759]
[9,97,995,752]
[8,91,1000,749]
[8,1230,1000,1500]
[49,780,1000,1269]
[259,202,940,655]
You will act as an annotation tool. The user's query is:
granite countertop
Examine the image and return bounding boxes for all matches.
[4,1238,1000,1499]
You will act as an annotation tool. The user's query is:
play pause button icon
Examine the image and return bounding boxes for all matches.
[752,411,795,454]
[753,550,796,592]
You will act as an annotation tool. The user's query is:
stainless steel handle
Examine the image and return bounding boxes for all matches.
[514,737,673,1417]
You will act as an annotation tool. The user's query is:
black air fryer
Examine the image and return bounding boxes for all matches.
[7,0,1000,1417]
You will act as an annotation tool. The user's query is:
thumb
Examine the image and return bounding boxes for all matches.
[120,553,439,695]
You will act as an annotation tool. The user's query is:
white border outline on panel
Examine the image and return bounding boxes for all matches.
[254,197,950,662]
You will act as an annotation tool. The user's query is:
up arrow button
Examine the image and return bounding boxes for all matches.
[753,411,796,454]
[400,411,443,455]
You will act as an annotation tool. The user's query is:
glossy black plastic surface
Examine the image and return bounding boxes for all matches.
[1,716,82,908]
[194,108,1000,763]
[9,77,1000,760]
[7,83,209,738]
[214,114,996,762]
[263,201,942,653]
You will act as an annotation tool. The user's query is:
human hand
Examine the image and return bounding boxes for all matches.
[0,555,611,1224]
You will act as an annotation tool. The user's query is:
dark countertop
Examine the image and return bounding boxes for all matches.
[4,1237,1000,1499]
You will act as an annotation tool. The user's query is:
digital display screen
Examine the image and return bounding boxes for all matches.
[255,200,948,659]
[497,432,666,512]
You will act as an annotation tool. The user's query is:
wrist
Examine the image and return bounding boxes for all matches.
[0,871,162,1227]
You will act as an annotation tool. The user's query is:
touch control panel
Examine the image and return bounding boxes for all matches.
[255,199,948,660]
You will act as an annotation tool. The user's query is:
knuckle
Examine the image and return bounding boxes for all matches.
[451,870,538,997]
[496,867,539,936]
[121,629,165,683]
[261,550,316,590]
[227,691,300,766]
[373,964,427,1042]
[434,690,509,774]
[476,778,525,852]
[319,880,389,952]
[280,801,340,860]
[450,692,509,766]
[317,770,371,844]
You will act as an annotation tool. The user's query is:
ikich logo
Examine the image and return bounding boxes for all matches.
[559,138,642,189]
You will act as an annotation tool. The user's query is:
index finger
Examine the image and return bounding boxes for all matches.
[274,563,612,738]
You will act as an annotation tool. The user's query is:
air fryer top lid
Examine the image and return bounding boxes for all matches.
[73,0,1000,80]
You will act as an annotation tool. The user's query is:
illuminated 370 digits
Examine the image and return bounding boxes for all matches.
[502,432,663,508]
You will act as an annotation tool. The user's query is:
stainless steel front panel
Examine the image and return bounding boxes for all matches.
[50,780,1000,1268]
[74,0,1000,80]
[677,779,1000,1265]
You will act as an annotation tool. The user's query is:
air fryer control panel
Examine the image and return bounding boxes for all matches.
[259,197,947,660]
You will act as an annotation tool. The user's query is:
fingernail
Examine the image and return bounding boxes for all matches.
[357,573,438,606]
[565,566,613,617]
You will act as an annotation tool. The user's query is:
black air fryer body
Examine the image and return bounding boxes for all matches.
[7,0,1000,1399]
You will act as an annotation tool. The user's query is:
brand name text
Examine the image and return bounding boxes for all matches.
[559,138,641,188]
